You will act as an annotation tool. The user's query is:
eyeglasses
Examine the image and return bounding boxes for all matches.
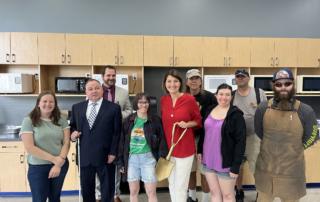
[274,81,293,88]
[138,101,150,105]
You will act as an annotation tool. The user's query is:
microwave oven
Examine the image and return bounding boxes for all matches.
[92,74,129,91]
[0,73,33,93]
[296,75,320,93]
[55,77,89,94]
[204,75,237,94]
[250,75,273,93]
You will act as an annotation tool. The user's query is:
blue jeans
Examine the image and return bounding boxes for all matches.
[28,158,69,202]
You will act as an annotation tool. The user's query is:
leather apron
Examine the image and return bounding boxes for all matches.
[254,98,306,200]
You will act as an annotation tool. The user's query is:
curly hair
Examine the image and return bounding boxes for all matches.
[29,90,61,127]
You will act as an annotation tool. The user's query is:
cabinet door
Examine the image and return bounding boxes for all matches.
[118,35,143,66]
[251,38,275,67]
[0,152,27,192]
[38,33,66,65]
[227,37,251,67]
[305,147,320,183]
[297,38,320,67]
[203,37,227,67]
[11,32,38,64]
[274,38,298,67]
[0,32,11,64]
[62,142,78,190]
[66,34,92,65]
[144,36,173,66]
[92,35,118,66]
[174,37,202,67]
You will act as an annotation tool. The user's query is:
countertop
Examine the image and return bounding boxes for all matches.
[0,125,22,141]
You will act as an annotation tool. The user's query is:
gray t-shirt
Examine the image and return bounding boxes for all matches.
[19,115,70,165]
[233,87,267,136]
[254,99,319,149]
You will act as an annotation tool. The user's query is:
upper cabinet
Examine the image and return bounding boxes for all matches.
[203,37,227,67]
[227,37,251,67]
[0,32,10,64]
[144,36,174,66]
[92,35,118,66]
[65,34,92,65]
[38,33,65,65]
[118,35,143,66]
[0,32,38,64]
[173,37,202,67]
[251,38,298,67]
[297,38,320,67]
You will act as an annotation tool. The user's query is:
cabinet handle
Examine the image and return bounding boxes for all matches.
[2,146,17,148]
[114,56,117,64]
[271,57,274,66]
[229,57,231,66]
[61,55,65,63]
[224,57,226,66]
[72,153,75,162]
[120,56,123,64]
[6,54,10,62]
[175,57,177,66]
[20,155,24,164]
[170,57,173,65]
[67,55,71,63]
[12,54,16,62]
[318,59,320,67]
[276,57,279,66]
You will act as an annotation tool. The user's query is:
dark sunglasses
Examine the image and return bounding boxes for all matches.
[274,81,293,87]
[235,69,249,75]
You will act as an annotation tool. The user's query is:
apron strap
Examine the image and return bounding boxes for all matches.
[267,98,273,108]
[293,100,300,111]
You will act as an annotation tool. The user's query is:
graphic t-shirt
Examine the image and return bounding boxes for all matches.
[129,116,151,154]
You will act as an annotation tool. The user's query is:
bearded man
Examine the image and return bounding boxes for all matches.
[254,68,319,202]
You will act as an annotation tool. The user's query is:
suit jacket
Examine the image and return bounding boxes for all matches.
[70,99,122,167]
[114,86,132,121]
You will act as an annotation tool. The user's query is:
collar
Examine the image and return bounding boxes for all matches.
[129,112,152,124]
[88,97,103,106]
[102,84,115,92]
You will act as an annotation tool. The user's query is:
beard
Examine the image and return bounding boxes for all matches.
[103,78,115,87]
[273,85,295,111]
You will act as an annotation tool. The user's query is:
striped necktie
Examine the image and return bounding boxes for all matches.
[88,102,98,129]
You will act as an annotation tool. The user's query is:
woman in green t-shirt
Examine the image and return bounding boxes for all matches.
[20,90,70,202]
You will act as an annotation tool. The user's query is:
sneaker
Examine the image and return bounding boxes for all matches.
[235,189,245,201]
[187,196,198,202]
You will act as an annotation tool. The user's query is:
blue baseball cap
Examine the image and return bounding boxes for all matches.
[272,68,294,82]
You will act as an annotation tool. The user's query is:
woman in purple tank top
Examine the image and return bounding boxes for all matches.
[197,84,246,202]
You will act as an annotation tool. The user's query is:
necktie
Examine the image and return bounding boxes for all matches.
[88,102,97,129]
[107,89,112,102]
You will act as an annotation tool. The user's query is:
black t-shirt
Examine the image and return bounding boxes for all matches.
[193,90,217,137]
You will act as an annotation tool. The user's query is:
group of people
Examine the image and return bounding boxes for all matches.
[19,65,318,202]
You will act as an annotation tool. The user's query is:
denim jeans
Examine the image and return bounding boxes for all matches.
[28,158,69,202]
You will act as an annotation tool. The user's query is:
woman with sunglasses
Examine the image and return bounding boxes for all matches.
[19,90,70,202]
[116,93,168,202]
[197,84,246,202]
[161,69,202,202]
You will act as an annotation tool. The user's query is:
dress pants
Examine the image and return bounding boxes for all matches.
[81,163,115,202]
[257,190,300,202]
[168,155,194,202]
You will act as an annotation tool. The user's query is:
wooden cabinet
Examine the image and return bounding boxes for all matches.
[92,35,118,65]
[62,142,78,190]
[0,32,11,64]
[203,37,227,67]
[227,37,251,67]
[65,34,92,65]
[297,38,320,67]
[173,37,202,67]
[0,142,27,192]
[144,36,173,66]
[274,38,298,67]
[38,33,66,65]
[251,38,275,67]
[118,35,143,66]
[305,147,320,183]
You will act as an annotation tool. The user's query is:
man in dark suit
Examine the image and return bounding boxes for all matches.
[70,79,122,202]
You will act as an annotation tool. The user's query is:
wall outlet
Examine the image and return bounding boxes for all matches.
[34,73,39,80]
[132,73,137,81]
[85,73,91,78]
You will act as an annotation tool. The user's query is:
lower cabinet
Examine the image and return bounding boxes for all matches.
[62,142,78,191]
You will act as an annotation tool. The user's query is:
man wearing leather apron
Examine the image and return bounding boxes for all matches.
[254,68,319,202]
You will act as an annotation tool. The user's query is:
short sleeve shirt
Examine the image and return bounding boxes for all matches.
[19,115,70,165]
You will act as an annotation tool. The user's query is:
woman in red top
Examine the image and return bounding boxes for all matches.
[161,69,202,202]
